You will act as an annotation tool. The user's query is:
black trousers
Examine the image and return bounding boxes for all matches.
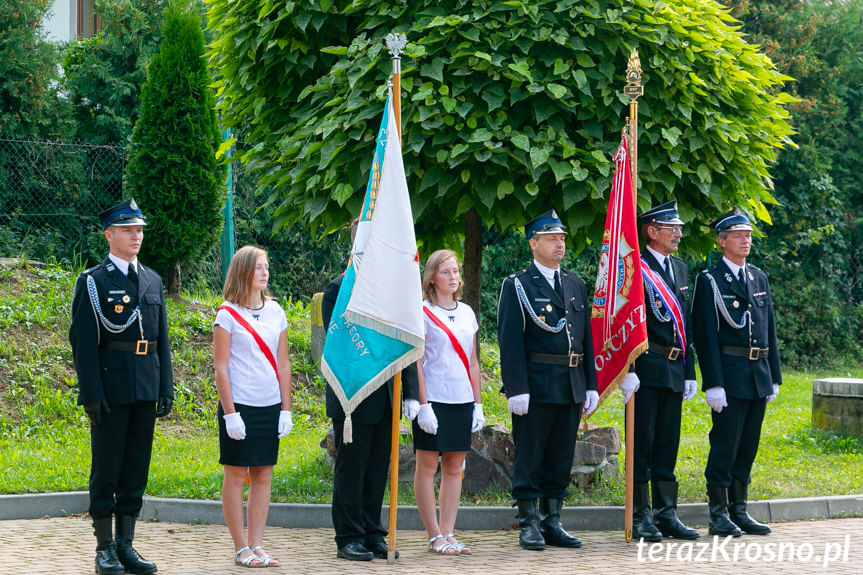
[89,401,157,519]
[631,385,683,484]
[331,405,392,548]
[705,396,767,487]
[511,402,580,500]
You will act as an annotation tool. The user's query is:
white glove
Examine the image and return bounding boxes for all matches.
[223,411,246,440]
[471,403,485,433]
[766,383,780,404]
[403,399,420,420]
[683,379,698,401]
[619,373,640,404]
[417,403,438,435]
[583,390,600,415]
[705,387,727,413]
[277,410,293,438]
[507,393,530,416]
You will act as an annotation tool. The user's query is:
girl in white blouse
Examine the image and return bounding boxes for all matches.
[412,249,483,555]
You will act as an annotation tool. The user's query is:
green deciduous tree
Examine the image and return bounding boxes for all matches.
[0,0,72,140]
[208,0,793,314]
[719,0,863,367]
[62,0,165,145]
[125,0,225,295]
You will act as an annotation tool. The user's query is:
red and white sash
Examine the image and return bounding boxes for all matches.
[217,305,280,381]
[640,258,687,359]
[422,305,472,383]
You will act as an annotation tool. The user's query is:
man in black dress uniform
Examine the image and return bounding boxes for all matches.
[69,199,173,575]
[621,201,699,542]
[321,223,419,561]
[497,209,599,551]
[692,208,781,537]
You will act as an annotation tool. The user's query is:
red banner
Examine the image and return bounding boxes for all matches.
[590,135,648,403]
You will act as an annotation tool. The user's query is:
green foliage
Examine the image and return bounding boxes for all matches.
[125,0,226,294]
[720,0,863,368]
[229,164,351,301]
[62,0,166,145]
[207,0,793,259]
[0,0,72,140]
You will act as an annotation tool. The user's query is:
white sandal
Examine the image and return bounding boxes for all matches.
[235,546,265,568]
[428,534,459,555]
[445,533,472,555]
[251,546,280,567]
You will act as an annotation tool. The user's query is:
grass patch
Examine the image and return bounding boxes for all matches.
[1,260,861,505]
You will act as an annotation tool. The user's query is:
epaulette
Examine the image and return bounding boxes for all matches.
[81,265,99,275]
[747,263,761,272]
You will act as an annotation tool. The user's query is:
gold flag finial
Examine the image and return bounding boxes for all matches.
[624,48,643,102]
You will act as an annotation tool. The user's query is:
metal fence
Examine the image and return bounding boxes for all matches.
[0,138,125,265]
[0,138,226,290]
[0,137,349,299]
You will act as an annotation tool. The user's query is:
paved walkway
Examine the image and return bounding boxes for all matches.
[2,515,861,574]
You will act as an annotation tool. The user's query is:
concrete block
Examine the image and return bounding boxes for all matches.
[768,496,830,522]
[0,491,88,520]
[826,494,863,518]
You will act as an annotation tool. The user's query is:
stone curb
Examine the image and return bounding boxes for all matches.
[2,491,861,530]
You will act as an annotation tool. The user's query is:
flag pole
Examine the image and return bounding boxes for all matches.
[384,31,407,566]
[622,48,644,543]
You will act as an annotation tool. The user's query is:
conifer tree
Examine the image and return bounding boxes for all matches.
[125,0,224,294]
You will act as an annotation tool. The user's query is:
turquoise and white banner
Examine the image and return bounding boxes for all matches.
[321,92,424,442]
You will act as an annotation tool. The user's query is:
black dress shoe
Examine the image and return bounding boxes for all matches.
[95,543,125,575]
[365,537,399,559]
[337,541,374,561]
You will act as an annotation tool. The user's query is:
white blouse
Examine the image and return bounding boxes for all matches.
[214,300,287,407]
[421,300,478,404]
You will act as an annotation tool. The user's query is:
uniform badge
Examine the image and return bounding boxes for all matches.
[115,305,124,313]
[122,295,131,304]
[732,300,740,309]
[545,304,552,312]
[656,300,663,308]
[748,271,754,281]
[539,315,546,322]
[724,273,733,283]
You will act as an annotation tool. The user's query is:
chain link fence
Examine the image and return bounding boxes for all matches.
[0,138,125,265]
[0,138,346,300]
[0,138,226,289]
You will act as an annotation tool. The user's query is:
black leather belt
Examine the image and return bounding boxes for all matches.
[648,342,682,361]
[101,340,157,355]
[528,352,584,367]
[721,345,769,360]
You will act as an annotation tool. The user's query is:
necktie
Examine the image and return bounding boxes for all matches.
[553,270,562,300]
[128,264,139,295]
[664,257,675,287]
[738,267,745,286]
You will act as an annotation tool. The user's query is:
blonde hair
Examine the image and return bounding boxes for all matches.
[422,249,463,306]
[223,245,270,307]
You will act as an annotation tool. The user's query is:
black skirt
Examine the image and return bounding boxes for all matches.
[217,402,280,467]
[412,401,473,453]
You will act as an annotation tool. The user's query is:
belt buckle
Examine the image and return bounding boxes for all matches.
[135,340,148,355]
[667,347,681,361]
[568,353,582,367]
[748,347,760,361]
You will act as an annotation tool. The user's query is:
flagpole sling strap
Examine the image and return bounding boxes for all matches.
[423,305,472,383]
[216,305,280,382]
